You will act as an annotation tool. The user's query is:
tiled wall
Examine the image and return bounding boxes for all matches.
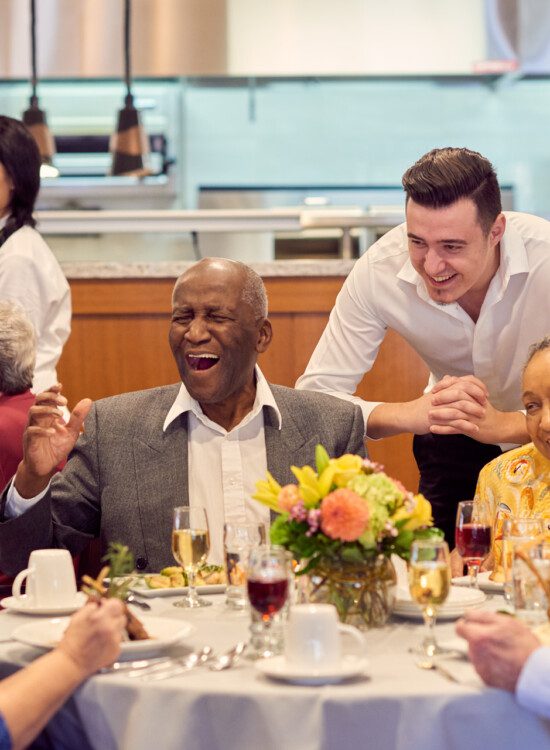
[1,76,550,215]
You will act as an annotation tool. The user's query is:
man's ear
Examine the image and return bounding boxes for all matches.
[489,212,506,246]
[256,318,272,354]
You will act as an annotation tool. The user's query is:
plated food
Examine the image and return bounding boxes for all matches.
[144,564,226,590]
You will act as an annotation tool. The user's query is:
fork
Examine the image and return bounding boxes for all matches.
[136,646,214,681]
[415,659,460,683]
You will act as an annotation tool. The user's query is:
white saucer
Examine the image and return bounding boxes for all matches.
[451,571,504,593]
[393,585,486,621]
[0,591,87,616]
[254,655,369,685]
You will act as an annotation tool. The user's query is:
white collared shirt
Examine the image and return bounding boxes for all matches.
[297,211,550,445]
[517,646,550,719]
[164,365,277,564]
[6,366,279,565]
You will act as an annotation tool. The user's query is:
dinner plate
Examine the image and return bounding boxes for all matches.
[393,585,486,621]
[0,591,87,616]
[12,615,194,659]
[451,571,504,593]
[255,655,370,685]
[129,583,225,599]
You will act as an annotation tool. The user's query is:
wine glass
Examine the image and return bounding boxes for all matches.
[172,506,212,608]
[455,500,491,588]
[247,546,290,659]
[409,538,451,659]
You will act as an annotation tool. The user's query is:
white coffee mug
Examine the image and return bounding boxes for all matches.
[284,603,366,669]
[12,549,77,607]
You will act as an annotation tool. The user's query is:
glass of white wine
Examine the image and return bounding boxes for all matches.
[172,506,211,608]
[409,538,451,659]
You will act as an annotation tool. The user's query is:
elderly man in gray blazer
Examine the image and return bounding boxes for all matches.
[0,259,365,574]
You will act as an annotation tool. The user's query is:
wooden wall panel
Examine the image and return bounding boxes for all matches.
[58,276,428,491]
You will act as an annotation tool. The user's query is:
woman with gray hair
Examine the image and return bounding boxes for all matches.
[0,301,36,489]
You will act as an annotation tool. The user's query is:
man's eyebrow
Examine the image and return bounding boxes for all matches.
[407,232,467,245]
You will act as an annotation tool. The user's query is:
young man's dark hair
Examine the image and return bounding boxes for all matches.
[402,147,502,234]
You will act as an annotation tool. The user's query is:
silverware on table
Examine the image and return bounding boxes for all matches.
[138,646,215,681]
[208,641,247,671]
[415,659,460,683]
[124,593,152,611]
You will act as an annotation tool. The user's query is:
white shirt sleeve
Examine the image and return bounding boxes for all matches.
[295,256,385,434]
[4,479,51,519]
[516,647,550,719]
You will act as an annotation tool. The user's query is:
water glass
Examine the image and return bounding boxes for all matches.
[224,522,266,609]
[512,541,550,626]
[502,516,544,602]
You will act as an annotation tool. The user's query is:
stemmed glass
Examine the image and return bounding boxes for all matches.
[409,539,451,659]
[246,546,290,659]
[455,500,491,588]
[172,506,212,608]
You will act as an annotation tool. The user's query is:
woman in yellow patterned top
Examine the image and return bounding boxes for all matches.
[451,337,550,576]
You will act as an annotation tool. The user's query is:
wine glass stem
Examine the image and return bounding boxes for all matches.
[467,563,480,588]
[422,607,437,658]
[187,566,200,604]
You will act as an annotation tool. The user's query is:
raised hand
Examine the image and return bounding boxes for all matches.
[15,384,92,498]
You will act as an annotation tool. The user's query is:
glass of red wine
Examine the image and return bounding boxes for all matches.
[247,546,290,659]
[455,500,492,588]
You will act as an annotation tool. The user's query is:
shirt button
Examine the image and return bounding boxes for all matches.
[136,556,148,570]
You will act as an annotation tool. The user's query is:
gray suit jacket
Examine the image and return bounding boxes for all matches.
[0,383,365,574]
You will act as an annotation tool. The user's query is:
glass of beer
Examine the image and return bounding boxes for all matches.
[172,506,211,608]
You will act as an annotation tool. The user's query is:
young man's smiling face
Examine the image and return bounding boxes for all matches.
[406,197,505,317]
[523,348,550,461]
[169,260,271,412]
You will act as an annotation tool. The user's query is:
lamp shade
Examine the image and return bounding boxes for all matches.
[110,93,150,176]
[22,96,56,166]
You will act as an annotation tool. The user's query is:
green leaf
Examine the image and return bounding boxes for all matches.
[315,444,330,476]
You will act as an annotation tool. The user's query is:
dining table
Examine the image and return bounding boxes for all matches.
[0,591,549,750]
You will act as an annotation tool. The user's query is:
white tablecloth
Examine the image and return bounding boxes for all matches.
[1,594,549,750]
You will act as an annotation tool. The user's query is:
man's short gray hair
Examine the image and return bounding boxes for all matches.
[241,264,268,319]
[0,301,36,394]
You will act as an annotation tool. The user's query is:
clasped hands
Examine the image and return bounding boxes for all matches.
[418,374,502,443]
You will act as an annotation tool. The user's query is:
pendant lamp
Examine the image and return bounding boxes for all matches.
[22,0,58,178]
[110,0,150,176]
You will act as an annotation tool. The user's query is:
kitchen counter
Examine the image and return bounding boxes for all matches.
[60,258,356,279]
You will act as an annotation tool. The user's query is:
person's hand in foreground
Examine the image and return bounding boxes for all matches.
[456,610,540,691]
[15,383,92,499]
[0,598,125,750]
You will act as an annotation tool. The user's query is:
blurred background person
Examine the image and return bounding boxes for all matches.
[0,301,36,490]
[457,610,550,720]
[0,115,71,395]
[0,597,125,750]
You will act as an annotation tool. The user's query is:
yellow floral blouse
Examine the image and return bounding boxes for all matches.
[474,443,550,565]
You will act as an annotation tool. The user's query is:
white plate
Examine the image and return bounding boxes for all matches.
[393,585,486,620]
[12,615,194,659]
[451,571,504,593]
[255,655,370,686]
[0,591,87,616]
[130,583,225,599]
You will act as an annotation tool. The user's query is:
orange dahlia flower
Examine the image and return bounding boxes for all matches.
[320,488,370,542]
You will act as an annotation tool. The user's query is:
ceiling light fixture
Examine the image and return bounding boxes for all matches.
[110,0,150,177]
[22,0,58,178]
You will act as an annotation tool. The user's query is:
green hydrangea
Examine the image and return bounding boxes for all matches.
[349,473,403,510]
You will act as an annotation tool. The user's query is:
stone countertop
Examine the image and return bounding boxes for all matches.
[60,258,356,279]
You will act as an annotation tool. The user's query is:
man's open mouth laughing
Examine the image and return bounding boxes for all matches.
[186,353,220,371]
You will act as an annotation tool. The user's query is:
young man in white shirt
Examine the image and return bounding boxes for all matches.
[297,147,550,541]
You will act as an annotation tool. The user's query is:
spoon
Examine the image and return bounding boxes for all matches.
[415,659,459,683]
[208,641,247,671]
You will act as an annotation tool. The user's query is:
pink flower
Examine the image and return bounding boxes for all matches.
[320,489,370,542]
[278,484,302,513]
[289,500,308,522]
[306,508,321,537]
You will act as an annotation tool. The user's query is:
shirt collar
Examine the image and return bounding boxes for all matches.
[396,212,529,298]
[163,365,282,433]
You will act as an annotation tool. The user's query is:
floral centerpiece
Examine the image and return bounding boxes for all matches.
[253,445,441,629]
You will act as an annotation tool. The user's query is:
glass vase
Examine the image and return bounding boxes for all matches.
[305,554,397,630]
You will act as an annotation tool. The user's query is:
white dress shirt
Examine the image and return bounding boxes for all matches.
[0,217,71,394]
[163,366,277,564]
[517,646,550,719]
[6,367,278,566]
[297,212,550,444]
